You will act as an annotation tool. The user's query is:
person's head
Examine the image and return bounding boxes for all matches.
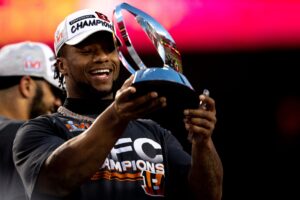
[0,41,63,119]
[54,9,121,99]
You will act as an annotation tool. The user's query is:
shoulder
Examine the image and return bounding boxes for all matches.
[15,113,68,141]
[0,118,24,135]
[13,113,68,156]
[0,116,24,126]
[0,118,24,149]
[20,113,62,129]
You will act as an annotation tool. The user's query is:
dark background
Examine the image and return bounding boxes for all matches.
[118,47,300,200]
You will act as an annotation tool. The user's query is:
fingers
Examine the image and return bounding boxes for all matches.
[185,95,216,117]
[199,95,215,112]
[114,77,167,120]
[122,75,135,88]
[184,116,216,129]
[183,95,217,139]
[183,115,216,139]
[115,75,136,101]
[116,86,136,102]
[131,94,167,116]
[114,93,166,121]
[118,75,135,94]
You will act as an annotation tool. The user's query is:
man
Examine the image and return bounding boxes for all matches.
[13,9,223,200]
[0,41,63,200]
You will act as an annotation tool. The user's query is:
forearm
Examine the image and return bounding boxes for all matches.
[37,103,129,196]
[189,137,223,200]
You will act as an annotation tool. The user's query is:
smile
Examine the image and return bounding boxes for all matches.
[90,69,112,76]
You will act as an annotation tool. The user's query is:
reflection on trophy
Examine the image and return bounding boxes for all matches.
[113,3,199,127]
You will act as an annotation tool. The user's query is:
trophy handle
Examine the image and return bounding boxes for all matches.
[113,2,183,74]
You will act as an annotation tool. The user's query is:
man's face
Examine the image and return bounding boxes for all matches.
[60,31,120,98]
[30,81,62,118]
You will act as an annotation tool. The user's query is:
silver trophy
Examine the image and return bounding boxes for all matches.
[113,3,198,120]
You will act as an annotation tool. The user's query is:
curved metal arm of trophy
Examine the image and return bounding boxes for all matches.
[113,2,183,73]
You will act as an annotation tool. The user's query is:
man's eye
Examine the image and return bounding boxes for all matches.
[103,44,116,54]
[80,49,92,54]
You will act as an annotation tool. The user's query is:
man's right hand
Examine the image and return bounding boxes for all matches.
[113,75,167,121]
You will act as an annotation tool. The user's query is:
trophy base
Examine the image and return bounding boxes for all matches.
[133,79,199,138]
[131,67,199,126]
[132,80,199,109]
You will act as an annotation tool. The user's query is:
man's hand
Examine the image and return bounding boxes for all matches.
[184,94,217,142]
[113,75,167,121]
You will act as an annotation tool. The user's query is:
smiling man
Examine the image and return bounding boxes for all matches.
[13,9,223,200]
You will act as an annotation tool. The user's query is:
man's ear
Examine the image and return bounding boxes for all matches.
[18,76,35,98]
[56,57,68,76]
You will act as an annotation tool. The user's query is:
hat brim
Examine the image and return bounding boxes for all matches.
[65,29,122,46]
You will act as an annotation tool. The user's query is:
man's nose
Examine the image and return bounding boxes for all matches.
[54,97,62,108]
[93,49,110,63]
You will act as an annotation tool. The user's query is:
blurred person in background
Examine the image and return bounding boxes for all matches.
[0,41,63,200]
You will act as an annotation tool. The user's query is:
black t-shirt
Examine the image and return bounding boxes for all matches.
[13,99,192,200]
[0,116,27,200]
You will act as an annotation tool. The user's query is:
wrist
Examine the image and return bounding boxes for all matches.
[192,135,212,148]
[108,102,130,125]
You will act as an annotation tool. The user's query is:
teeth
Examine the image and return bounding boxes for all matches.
[91,69,111,74]
[94,69,110,73]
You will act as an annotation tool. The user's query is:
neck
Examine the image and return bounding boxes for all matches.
[65,80,117,100]
[63,98,113,116]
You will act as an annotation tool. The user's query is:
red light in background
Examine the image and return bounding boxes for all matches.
[276,97,300,137]
[1,0,300,52]
[0,0,8,6]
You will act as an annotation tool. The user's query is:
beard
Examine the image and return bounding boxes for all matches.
[29,83,51,118]
[74,80,118,100]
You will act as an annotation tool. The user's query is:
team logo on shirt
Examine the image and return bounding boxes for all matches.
[64,120,91,132]
[141,170,165,196]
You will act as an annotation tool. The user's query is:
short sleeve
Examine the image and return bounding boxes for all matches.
[12,115,67,199]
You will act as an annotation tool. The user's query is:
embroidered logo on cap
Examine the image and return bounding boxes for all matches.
[24,56,42,71]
